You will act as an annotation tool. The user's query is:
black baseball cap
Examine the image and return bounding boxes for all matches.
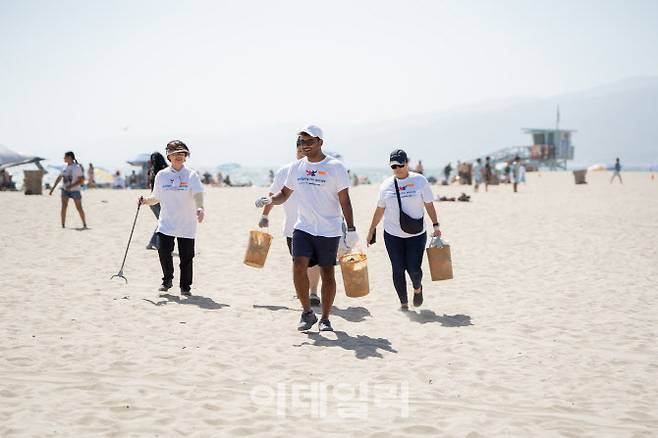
[389,149,408,166]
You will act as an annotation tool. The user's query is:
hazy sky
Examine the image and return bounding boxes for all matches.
[2,0,658,166]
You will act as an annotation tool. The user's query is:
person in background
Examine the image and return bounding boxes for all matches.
[87,163,95,189]
[259,141,323,307]
[49,151,87,229]
[112,171,126,189]
[511,156,521,193]
[1,169,17,191]
[415,160,424,175]
[443,162,452,185]
[611,157,623,184]
[504,161,512,184]
[128,170,138,189]
[518,160,526,184]
[146,152,168,250]
[366,149,441,310]
[484,156,492,192]
[472,158,482,192]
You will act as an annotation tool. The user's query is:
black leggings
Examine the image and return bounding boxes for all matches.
[383,231,427,304]
[157,233,195,291]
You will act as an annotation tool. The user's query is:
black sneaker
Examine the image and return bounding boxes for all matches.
[310,293,321,307]
[318,319,333,332]
[158,282,173,292]
[413,286,423,307]
[399,303,409,312]
[180,288,191,297]
[297,310,318,331]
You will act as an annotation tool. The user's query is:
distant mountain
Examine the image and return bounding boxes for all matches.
[61,76,658,170]
[330,76,658,167]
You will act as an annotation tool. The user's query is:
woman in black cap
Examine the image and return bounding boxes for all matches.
[366,149,441,310]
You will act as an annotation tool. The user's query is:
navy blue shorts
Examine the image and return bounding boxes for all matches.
[291,229,340,268]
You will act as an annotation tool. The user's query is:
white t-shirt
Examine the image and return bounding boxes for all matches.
[284,155,350,238]
[377,172,434,238]
[270,160,300,238]
[61,163,84,191]
[151,165,204,239]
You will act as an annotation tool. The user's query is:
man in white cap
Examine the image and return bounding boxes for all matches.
[139,140,205,296]
[256,125,359,332]
[259,141,323,307]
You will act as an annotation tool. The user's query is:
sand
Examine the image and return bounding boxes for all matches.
[1,171,657,437]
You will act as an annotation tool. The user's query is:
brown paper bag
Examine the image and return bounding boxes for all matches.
[426,244,453,281]
[244,230,273,268]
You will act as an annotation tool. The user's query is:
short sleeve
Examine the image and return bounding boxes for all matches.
[335,161,351,192]
[284,161,298,190]
[420,178,434,203]
[151,172,162,198]
[376,181,387,208]
[190,171,204,193]
[269,165,288,193]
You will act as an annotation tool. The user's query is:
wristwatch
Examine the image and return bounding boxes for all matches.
[432,222,440,230]
[347,226,356,232]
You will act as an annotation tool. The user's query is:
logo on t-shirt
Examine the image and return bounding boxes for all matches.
[306,170,328,177]
[300,167,329,187]
[398,183,415,191]
[162,175,190,191]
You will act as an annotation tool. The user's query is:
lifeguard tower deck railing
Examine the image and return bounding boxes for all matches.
[479,128,576,170]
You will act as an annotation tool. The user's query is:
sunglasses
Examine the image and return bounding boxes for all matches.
[390,164,406,170]
[297,138,317,146]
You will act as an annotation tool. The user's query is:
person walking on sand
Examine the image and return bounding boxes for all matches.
[139,140,205,297]
[49,151,87,229]
[512,156,521,193]
[255,125,359,332]
[472,158,482,192]
[87,163,95,189]
[259,141,323,307]
[484,156,492,192]
[366,149,441,311]
[145,152,168,250]
[611,158,623,184]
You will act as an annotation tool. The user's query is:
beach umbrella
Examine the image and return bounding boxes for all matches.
[0,144,45,170]
[587,163,608,171]
[127,153,152,166]
[94,167,115,184]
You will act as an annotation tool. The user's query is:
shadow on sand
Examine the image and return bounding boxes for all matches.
[405,309,472,327]
[143,294,230,310]
[252,304,371,323]
[293,331,397,359]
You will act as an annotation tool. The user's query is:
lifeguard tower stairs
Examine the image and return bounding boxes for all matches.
[488,127,576,170]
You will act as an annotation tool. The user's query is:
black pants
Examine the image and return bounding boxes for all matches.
[157,232,195,291]
[383,231,427,304]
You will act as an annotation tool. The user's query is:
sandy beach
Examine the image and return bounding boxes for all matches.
[1,171,657,437]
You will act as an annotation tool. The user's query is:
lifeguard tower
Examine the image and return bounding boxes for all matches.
[483,108,576,170]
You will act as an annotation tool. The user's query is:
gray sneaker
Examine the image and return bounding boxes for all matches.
[297,310,318,331]
[310,293,321,307]
[318,319,333,332]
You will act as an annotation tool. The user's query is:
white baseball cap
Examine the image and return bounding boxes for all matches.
[298,125,324,140]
